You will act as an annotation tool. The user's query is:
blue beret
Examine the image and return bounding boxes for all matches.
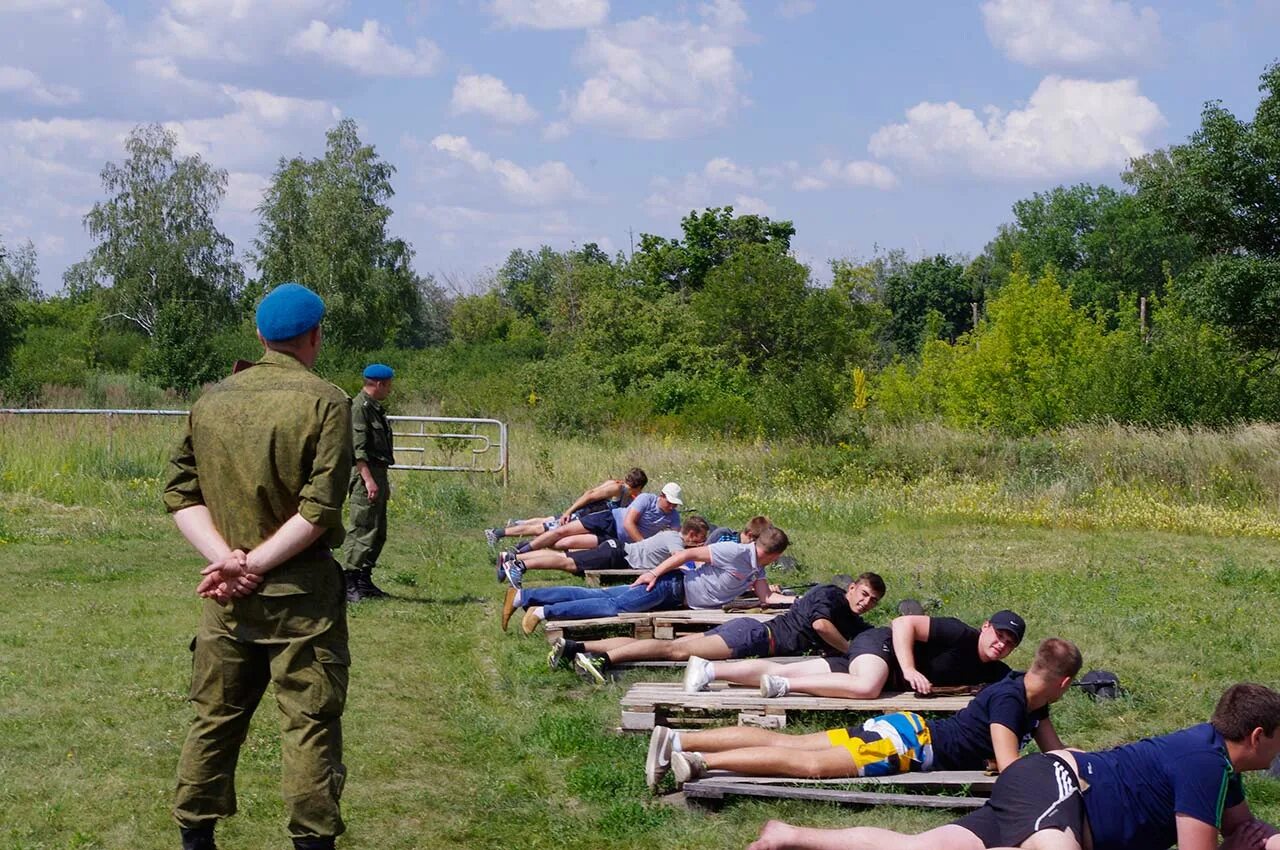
[256,283,325,342]
[363,363,394,380]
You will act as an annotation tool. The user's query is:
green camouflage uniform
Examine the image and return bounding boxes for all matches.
[163,350,353,841]
[342,389,395,572]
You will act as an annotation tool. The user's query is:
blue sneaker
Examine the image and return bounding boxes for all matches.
[495,549,513,583]
[503,559,525,589]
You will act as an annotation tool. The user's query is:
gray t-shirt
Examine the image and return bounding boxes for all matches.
[682,541,765,609]
[623,529,685,569]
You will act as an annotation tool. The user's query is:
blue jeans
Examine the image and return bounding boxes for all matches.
[525,575,684,620]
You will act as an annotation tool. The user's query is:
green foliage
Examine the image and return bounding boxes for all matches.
[880,253,974,355]
[253,119,423,352]
[630,205,795,295]
[0,236,39,380]
[450,291,516,345]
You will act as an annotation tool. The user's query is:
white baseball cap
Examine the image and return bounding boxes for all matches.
[660,482,683,505]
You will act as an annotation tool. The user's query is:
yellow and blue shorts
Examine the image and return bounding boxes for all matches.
[825,711,935,777]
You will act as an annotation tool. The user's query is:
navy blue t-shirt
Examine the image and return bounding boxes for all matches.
[928,672,1047,770]
[1075,723,1245,850]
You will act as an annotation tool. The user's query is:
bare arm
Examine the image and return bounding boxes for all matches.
[1221,802,1279,850]
[173,505,234,563]
[811,618,850,653]
[622,507,644,542]
[356,459,379,501]
[1177,814,1227,850]
[891,615,933,694]
[562,480,621,521]
[1032,718,1065,754]
[633,545,710,589]
[989,724,1023,773]
[244,513,327,577]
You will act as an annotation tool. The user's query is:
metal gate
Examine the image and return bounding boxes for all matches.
[0,408,509,485]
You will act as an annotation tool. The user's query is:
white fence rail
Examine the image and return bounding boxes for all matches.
[0,408,509,485]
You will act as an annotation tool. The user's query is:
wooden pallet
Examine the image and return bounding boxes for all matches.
[543,609,779,643]
[620,682,973,731]
[682,770,991,809]
[612,656,810,670]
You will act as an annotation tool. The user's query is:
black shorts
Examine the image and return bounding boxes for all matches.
[567,540,629,575]
[827,626,893,673]
[706,619,774,658]
[579,510,619,540]
[952,753,1084,848]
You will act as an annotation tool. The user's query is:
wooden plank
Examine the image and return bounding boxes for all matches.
[696,770,992,788]
[611,656,810,670]
[682,778,986,809]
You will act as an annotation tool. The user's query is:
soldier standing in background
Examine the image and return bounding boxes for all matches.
[164,282,353,850]
[343,363,396,602]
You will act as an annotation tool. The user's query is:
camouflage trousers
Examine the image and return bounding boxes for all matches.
[343,466,389,571]
[174,560,349,840]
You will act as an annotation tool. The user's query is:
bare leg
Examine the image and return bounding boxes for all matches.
[593,634,733,664]
[525,520,588,552]
[681,727,833,753]
[554,533,600,551]
[748,820,983,850]
[715,657,833,687]
[514,549,578,573]
[704,744,859,779]
[1019,829,1084,850]
[782,655,890,699]
[504,517,553,537]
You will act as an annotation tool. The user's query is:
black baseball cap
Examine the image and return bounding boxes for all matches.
[988,610,1025,644]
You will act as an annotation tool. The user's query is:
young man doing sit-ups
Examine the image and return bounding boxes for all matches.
[512,482,684,557]
[649,637,1080,792]
[484,467,648,548]
[746,682,1280,850]
[701,610,1024,700]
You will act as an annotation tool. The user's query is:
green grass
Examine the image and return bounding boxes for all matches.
[1,418,1279,848]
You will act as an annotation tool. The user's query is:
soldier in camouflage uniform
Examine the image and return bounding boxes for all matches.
[342,363,395,602]
[163,283,353,850]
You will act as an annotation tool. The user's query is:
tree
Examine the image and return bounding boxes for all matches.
[880,254,974,355]
[0,236,37,379]
[84,124,243,338]
[254,119,420,352]
[630,206,796,297]
[1125,62,1280,351]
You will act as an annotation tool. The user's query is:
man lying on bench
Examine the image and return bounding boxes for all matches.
[745,682,1280,850]
[648,637,1080,793]
[546,572,885,686]
[484,467,648,549]
[498,516,712,629]
[499,516,768,586]
[692,610,1025,699]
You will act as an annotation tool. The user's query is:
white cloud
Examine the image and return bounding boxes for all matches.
[290,20,442,77]
[795,159,898,191]
[542,120,570,141]
[565,1,752,139]
[164,88,341,171]
[489,0,608,29]
[868,76,1165,180]
[645,156,771,219]
[451,74,539,124]
[143,0,343,65]
[730,195,773,216]
[430,134,586,206]
[704,156,756,188]
[777,0,816,19]
[982,0,1163,74]
[0,65,80,106]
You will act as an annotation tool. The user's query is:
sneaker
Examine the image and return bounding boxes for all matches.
[495,549,515,583]
[645,725,675,792]
[671,750,707,787]
[503,560,525,590]
[683,656,714,693]
[547,636,570,671]
[501,586,519,631]
[573,652,607,685]
[760,674,790,698]
[521,607,543,636]
[485,528,500,549]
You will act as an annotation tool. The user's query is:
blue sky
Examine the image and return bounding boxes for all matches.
[1,0,1278,293]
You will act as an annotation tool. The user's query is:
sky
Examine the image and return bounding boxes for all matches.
[1,0,1278,294]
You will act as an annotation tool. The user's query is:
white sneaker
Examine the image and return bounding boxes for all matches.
[760,674,790,698]
[645,725,674,792]
[671,750,707,787]
[683,656,714,693]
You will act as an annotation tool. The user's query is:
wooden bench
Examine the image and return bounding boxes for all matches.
[620,682,973,731]
[682,770,992,810]
[543,609,779,643]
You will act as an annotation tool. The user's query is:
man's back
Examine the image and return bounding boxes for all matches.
[1076,723,1244,850]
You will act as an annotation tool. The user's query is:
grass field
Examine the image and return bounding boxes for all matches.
[2,415,1279,849]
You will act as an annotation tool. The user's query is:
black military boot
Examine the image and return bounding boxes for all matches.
[344,569,365,603]
[358,567,389,598]
[293,837,335,850]
[179,825,217,850]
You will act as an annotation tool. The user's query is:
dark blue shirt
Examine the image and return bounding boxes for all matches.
[928,672,1047,770]
[1076,723,1245,850]
[767,584,870,656]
